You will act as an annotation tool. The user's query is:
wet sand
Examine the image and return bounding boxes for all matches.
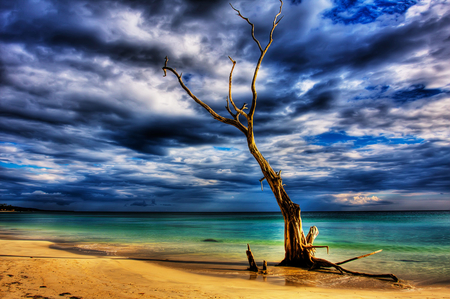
[1,239,449,299]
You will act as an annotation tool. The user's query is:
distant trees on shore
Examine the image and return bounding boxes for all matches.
[0,203,39,212]
[0,203,15,211]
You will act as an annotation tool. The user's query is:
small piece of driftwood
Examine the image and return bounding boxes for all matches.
[262,260,268,274]
[246,244,259,272]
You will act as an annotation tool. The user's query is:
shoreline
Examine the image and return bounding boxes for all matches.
[37,241,418,289]
[7,236,450,289]
[1,239,450,298]
[1,224,449,289]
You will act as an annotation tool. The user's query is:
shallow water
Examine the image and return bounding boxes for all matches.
[0,211,449,286]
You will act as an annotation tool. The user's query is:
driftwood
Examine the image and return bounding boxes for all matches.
[304,226,329,255]
[311,256,398,282]
[306,226,319,244]
[246,236,398,282]
[246,245,269,274]
[246,244,259,272]
[262,260,268,273]
[304,231,398,281]
[336,250,382,265]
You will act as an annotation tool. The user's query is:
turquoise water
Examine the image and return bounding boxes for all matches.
[1,211,449,285]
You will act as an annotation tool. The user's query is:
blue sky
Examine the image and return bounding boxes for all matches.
[0,0,449,211]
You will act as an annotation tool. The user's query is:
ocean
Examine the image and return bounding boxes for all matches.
[1,211,449,286]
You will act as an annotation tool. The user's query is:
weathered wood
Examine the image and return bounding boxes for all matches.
[311,257,398,282]
[305,226,321,256]
[246,244,259,272]
[304,245,329,254]
[336,250,382,265]
[262,260,268,274]
[306,226,319,245]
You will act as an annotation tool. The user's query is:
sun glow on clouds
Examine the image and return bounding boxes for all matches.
[333,193,382,205]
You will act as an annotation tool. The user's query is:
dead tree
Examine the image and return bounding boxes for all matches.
[162,0,398,282]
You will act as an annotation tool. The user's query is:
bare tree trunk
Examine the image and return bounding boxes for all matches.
[247,137,313,267]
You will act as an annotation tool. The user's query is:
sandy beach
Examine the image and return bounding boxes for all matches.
[0,239,449,299]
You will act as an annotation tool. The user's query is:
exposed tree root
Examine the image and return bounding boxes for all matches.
[310,256,399,282]
[303,225,397,282]
[247,244,398,282]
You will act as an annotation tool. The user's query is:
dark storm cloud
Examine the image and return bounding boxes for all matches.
[105,114,246,155]
[269,3,450,78]
[0,0,229,73]
[118,0,229,21]
[292,78,340,115]
[1,15,169,69]
[279,139,450,195]
[0,0,449,211]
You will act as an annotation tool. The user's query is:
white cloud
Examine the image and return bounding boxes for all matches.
[333,193,382,205]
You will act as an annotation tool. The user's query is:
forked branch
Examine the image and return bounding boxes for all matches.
[225,98,236,119]
[162,56,248,135]
[229,4,263,53]
[230,1,283,120]
[227,56,247,119]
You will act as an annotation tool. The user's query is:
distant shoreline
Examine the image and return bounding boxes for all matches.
[1,204,449,213]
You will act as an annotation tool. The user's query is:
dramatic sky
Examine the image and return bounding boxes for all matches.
[1,0,449,212]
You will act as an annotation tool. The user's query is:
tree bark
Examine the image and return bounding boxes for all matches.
[246,244,259,272]
[246,137,312,267]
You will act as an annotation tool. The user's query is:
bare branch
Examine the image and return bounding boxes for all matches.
[162,58,248,135]
[229,4,263,53]
[163,56,168,77]
[271,1,284,30]
[259,177,266,190]
[311,257,398,282]
[336,250,383,266]
[228,57,237,107]
[276,15,284,25]
[227,56,247,118]
[247,0,283,120]
[225,97,236,119]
